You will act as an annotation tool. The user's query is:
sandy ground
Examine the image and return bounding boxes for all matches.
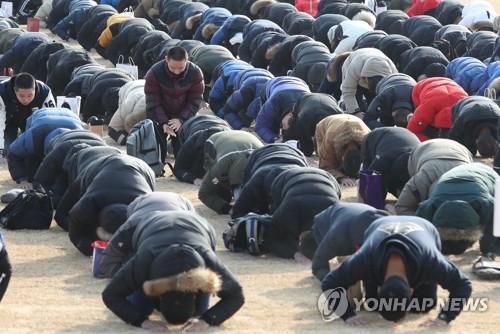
[1,3,500,332]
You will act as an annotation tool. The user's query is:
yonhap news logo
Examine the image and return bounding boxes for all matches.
[317,288,349,322]
[318,289,489,322]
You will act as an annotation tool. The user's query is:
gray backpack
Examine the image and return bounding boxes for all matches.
[126,119,165,177]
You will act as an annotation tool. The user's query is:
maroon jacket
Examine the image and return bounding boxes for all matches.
[144,60,204,125]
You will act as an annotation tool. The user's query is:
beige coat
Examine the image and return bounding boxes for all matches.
[315,114,370,180]
[108,80,147,133]
[340,48,397,114]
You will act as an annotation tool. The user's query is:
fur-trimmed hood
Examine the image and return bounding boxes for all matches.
[327,51,351,82]
[265,41,281,60]
[186,13,203,30]
[437,225,484,242]
[250,0,276,16]
[143,267,222,296]
[202,22,220,39]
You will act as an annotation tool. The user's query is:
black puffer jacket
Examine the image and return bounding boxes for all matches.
[260,2,298,26]
[373,9,408,35]
[77,5,117,51]
[46,48,98,96]
[400,46,449,81]
[267,35,313,76]
[363,73,416,129]
[100,192,196,278]
[63,63,106,96]
[374,34,416,71]
[173,115,231,184]
[32,130,106,207]
[463,31,498,62]
[101,211,244,327]
[284,92,343,156]
[241,143,308,184]
[435,0,463,26]
[449,96,500,157]
[250,31,288,70]
[81,68,135,122]
[289,40,331,92]
[282,12,314,36]
[360,127,420,197]
[56,154,155,255]
[402,15,442,46]
[433,25,471,60]
[264,167,341,258]
[169,2,209,40]
[232,164,301,219]
[352,30,387,50]
[105,18,155,65]
[20,42,69,81]
[132,31,171,79]
[312,13,348,48]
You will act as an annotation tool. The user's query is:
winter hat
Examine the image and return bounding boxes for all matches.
[433,200,481,233]
[98,203,128,234]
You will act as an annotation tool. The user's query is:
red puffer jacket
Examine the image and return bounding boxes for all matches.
[295,0,319,16]
[407,77,468,141]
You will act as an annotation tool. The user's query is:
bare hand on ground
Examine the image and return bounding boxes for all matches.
[19,181,32,190]
[0,157,6,164]
[345,315,369,326]
[141,319,169,331]
[182,318,209,331]
[419,318,447,327]
[341,178,358,187]
[193,178,203,186]
[384,204,396,215]
[294,252,312,265]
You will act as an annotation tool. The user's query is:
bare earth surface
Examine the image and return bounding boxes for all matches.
[1,2,500,331]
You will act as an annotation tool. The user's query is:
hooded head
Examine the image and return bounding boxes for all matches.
[98,203,128,235]
[143,245,221,324]
[433,200,483,254]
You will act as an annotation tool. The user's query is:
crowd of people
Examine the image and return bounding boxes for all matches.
[0,0,499,330]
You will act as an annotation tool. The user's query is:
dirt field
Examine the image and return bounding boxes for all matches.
[1,3,500,332]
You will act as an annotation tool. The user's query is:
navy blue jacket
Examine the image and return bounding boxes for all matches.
[321,216,472,323]
[311,202,389,280]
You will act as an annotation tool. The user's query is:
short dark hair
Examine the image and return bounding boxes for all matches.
[477,132,497,158]
[167,46,188,61]
[393,108,412,128]
[378,276,411,322]
[342,148,361,179]
[14,72,35,90]
[298,230,318,260]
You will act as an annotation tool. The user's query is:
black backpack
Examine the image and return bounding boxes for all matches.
[222,213,272,255]
[0,189,53,230]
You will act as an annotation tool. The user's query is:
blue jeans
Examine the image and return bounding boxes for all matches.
[127,290,211,318]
